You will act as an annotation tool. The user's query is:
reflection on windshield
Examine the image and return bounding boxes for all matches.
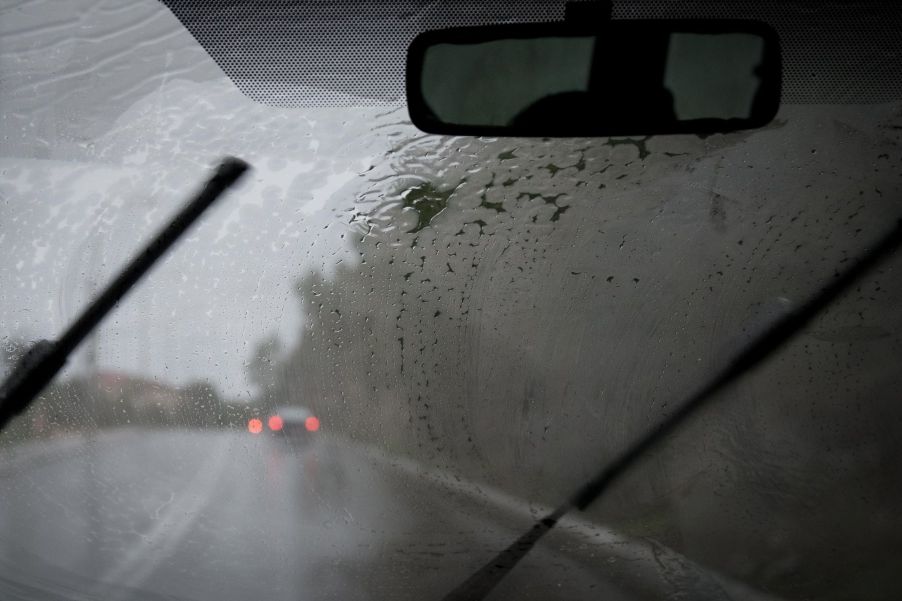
[2,1,902,600]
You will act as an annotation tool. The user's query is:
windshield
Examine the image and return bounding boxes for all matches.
[2,2,901,600]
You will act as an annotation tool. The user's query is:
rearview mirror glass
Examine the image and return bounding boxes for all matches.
[407,21,781,137]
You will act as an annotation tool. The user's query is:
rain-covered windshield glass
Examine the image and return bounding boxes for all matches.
[2,2,901,600]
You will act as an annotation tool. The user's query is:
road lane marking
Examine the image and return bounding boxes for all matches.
[96,435,232,598]
[346,438,779,601]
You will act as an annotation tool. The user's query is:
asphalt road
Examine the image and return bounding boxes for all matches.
[0,429,771,601]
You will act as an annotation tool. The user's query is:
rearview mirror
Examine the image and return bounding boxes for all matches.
[407,20,781,137]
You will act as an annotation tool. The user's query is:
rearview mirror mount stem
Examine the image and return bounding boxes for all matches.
[565,1,612,25]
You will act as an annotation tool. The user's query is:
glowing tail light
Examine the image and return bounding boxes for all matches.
[305,416,320,432]
[268,415,284,431]
[247,418,263,434]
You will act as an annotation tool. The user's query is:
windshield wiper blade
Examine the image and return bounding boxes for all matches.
[443,218,902,601]
[0,157,250,434]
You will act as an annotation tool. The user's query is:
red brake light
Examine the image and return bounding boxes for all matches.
[305,416,320,432]
[248,418,263,434]
[268,415,283,431]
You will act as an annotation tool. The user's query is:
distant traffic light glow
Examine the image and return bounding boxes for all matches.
[247,418,263,434]
[268,415,283,431]
[305,416,320,432]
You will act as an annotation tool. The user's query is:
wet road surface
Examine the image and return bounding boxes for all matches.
[0,429,772,601]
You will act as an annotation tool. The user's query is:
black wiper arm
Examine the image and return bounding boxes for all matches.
[443,218,902,601]
[0,157,250,434]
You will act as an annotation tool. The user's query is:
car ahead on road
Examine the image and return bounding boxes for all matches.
[267,406,320,439]
[247,406,320,441]
[1,2,900,601]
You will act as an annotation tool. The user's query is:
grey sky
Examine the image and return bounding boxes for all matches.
[0,0,402,397]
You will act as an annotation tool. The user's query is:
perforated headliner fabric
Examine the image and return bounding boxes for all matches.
[161,0,902,106]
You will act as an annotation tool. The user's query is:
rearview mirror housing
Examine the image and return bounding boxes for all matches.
[407,20,781,137]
